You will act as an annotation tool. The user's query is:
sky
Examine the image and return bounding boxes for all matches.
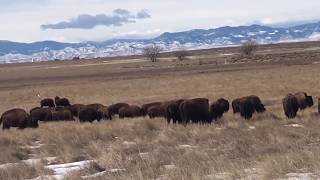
[1,0,320,43]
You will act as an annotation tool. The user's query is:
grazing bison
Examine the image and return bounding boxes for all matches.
[119,105,143,118]
[141,102,162,116]
[232,98,241,114]
[1,109,38,130]
[232,95,265,118]
[30,108,52,122]
[247,95,266,113]
[179,98,211,124]
[165,99,185,124]
[283,94,299,119]
[210,98,230,120]
[239,98,255,120]
[40,98,55,108]
[87,103,105,110]
[97,106,112,120]
[108,103,130,116]
[147,105,165,119]
[69,104,86,117]
[79,108,103,123]
[51,109,74,121]
[294,92,314,110]
[55,96,71,107]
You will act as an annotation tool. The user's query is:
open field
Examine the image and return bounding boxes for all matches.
[1,41,320,179]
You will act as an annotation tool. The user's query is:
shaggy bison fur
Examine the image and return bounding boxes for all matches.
[1,109,38,130]
[119,105,143,118]
[40,98,55,108]
[179,98,211,124]
[283,94,299,119]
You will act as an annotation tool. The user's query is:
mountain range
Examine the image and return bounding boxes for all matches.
[1,22,320,63]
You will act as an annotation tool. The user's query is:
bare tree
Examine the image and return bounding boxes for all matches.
[240,40,258,56]
[174,50,190,61]
[143,44,162,62]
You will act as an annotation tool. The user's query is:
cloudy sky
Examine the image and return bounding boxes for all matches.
[1,0,320,43]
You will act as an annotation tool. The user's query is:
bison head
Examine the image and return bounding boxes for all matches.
[306,96,314,107]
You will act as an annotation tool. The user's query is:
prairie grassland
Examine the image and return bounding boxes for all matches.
[1,42,320,179]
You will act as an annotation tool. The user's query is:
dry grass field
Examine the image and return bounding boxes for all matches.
[1,41,320,179]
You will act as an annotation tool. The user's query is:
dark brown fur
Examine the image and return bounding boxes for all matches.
[79,108,103,123]
[141,102,162,116]
[147,105,165,118]
[179,98,211,124]
[165,99,185,124]
[40,98,55,108]
[119,105,143,118]
[210,98,229,120]
[1,109,38,130]
[55,96,71,107]
[283,94,299,119]
[108,103,130,116]
[294,92,314,110]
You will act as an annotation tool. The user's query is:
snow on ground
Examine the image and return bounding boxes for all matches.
[45,160,94,176]
[285,124,305,128]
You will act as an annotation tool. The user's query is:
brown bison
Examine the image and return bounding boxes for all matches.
[210,98,230,120]
[239,98,255,120]
[141,102,162,116]
[69,104,86,117]
[293,92,314,110]
[108,103,130,116]
[30,107,52,122]
[97,106,112,120]
[40,98,55,108]
[147,105,165,119]
[283,94,299,119]
[55,96,71,107]
[119,105,143,118]
[232,95,265,116]
[51,109,74,121]
[79,108,103,123]
[1,109,38,130]
[165,99,185,124]
[87,103,105,110]
[179,98,211,124]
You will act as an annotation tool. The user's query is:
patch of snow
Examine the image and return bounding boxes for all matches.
[280,172,319,180]
[248,126,256,130]
[81,171,107,179]
[285,124,304,128]
[163,164,176,170]
[109,168,126,173]
[178,144,197,149]
[28,175,63,180]
[205,172,233,180]
[46,160,94,177]
[139,152,149,160]
[123,141,137,146]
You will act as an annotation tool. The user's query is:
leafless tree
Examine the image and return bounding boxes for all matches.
[143,44,162,62]
[240,40,258,56]
[174,50,190,61]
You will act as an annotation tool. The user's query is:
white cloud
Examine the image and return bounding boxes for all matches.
[1,0,320,42]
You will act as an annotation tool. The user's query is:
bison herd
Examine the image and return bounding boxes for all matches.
[0,92,318,130]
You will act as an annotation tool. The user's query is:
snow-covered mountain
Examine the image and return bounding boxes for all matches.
[1,22,320,63]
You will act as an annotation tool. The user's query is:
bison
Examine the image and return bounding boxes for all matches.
[232,95,266,119]
[283,94,299,119]
[108,103,130,116]
[30,107,52,122]
[239,98,255,120]
[141,102,162,116]
[40,98,55,108]
[55,96,71,107]
[210,98,230,120]
[119,105,143,118]
[51,109,74,121]
[87,103,105,110]
[179,98,211,124]
[97,106,112,120]
[69,104,86,117]
[294,92,313,110]
[1,109,38,130]
[147,105,165,119]
[165,99,185,124]
[79,108,103,123]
